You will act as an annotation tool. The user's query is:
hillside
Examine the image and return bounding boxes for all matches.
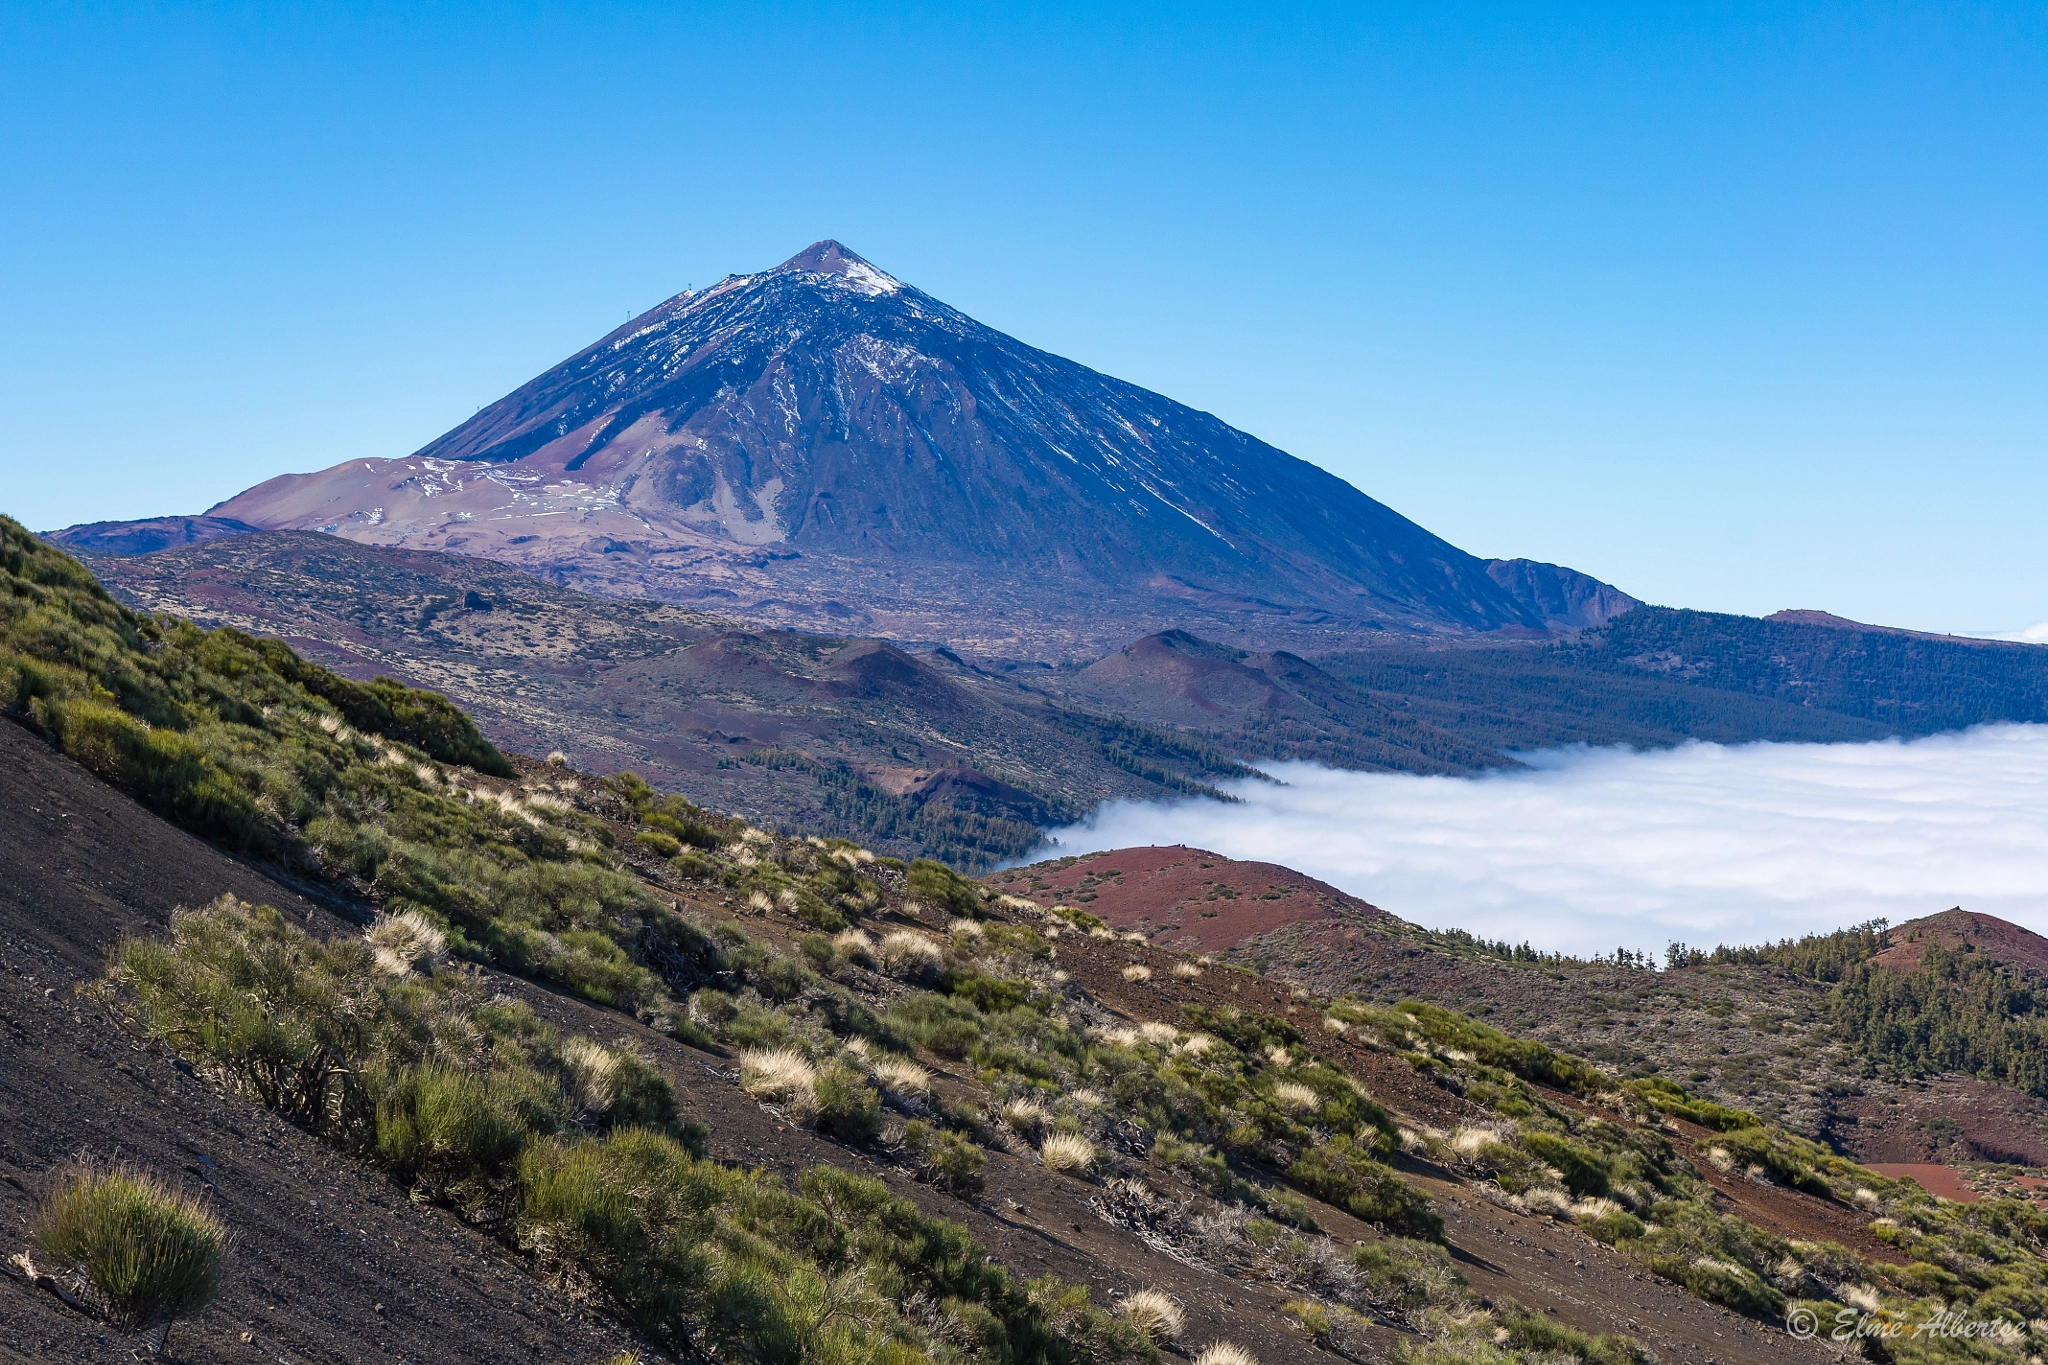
[1040,849,2048,1178]
[15,517,2048,1361]
[82,530,1511,866]
[198,242,1633,655]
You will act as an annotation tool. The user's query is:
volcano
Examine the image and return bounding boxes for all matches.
[212,241,1635,655]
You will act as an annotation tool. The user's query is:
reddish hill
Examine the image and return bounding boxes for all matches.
[1873,908,2048,978]
[986,845,1387,954]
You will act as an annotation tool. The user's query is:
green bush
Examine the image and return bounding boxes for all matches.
[1580,1207,1647,1244]
[886,993,985,1058]
[33,1163,227,1340]
[376,1064,535,1210]
[1520,1131,1611,1199]
[635,829,683,858]
[1640,1255,1784,1316]
[516,1129,719,1348]
[908,857,984,918]
[1287,1136,1442,1240]
[904,1120,987,1193]
[812,1061,883,1143]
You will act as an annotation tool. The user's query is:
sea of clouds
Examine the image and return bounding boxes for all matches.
[1039,724,2048,960]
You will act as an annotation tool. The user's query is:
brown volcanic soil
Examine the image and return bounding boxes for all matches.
[987,846,1387,955]
[1871,908,2048,977]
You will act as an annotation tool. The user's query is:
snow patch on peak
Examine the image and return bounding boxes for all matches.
[837,260,901,296]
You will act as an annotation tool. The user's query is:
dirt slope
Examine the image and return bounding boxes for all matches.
[0,717,641,1364]
[990,847,1386,955]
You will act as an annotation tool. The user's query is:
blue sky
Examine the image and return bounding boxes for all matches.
[3,2,2043,633]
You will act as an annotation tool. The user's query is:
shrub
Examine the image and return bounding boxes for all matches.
[908,858,984,918]
[515,1129,718,1348]
[376,1063,534,1210]
[32,1163,227,1342]
[813,1060,883,1142]
[366,909,446,976]
[1520,1130,1611,1199]
[904,1121,988,1193]
[886,993,984,1058]
[634,830,683,858]
[1287,1136,1441,1240]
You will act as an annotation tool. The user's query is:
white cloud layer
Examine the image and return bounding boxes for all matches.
[1040,725,2048,960]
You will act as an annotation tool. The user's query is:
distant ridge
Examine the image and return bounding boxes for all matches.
[45,514,260,557]
[207,240,1636,656]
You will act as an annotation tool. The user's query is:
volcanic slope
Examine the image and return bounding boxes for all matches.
[1017,847,2048,1190]
[83,530,1301,866]
[0,520,1965,1365]
[207,241,1634,655]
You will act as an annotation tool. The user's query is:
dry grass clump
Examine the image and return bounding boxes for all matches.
[948,918,985,940]
[1521,1186,1574,1216]
[1703,1146,1736,1173]
[562,1036,621,1111]
[1000,1098,1049,1135]
[832,928,877,965]
[1271,1081,1320,1115]
[1570,1196,1624,1223]
[1175,1033,1218,1057]
[877,930,943,977]
[1172,960,1202,980]
[1088,926,1118,940]
[1194,1342,1259,1365]
[746,890,774,914]
[739,1048,817,1106]
[1322,1015,1350,1034]
[1841,1283,1882,1312]
[871,1056,932,1099]
[1093,1025,1141,1048]
[365,910,446,976]
[1138,1021,1179,1044]
[1039,1133,1097,1174]
[1122,931,1149,943]
[1264,1044,1293,1068]
[1119,1288,1184,1342]
[29,1162,227,1341]
[1450,1126,1511,1161]
[1121,964,1153,983]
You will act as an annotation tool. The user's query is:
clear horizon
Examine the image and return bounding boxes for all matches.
[3,4,2044,635]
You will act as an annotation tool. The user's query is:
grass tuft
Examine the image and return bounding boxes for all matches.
[32,1162,227,1337]
[1194,1342,1258,1365]
[1039,1133,1097,1174]
[1118,1288,1184,1342]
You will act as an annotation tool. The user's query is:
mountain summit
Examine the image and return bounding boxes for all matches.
[213,241,1635,654]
